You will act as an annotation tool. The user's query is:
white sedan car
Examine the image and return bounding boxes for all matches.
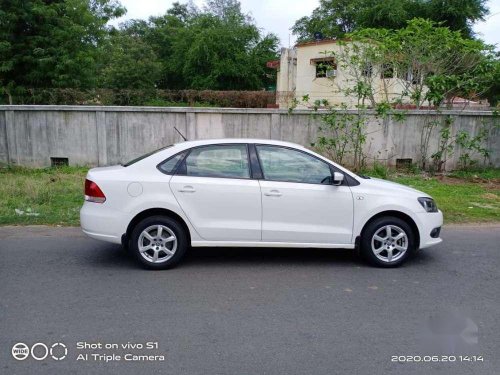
[80,139,443,269]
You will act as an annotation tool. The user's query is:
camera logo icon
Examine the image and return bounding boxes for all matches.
[11,343,30,361]
[11,342,67,361]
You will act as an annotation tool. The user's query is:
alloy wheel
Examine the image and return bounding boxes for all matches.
[371,225,408,263]
[138,225,177,264]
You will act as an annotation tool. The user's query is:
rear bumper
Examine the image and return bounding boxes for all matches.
[416,210,444,249]
[80,202,127,244]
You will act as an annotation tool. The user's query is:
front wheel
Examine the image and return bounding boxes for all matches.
[130,216,188,270]
[360,216,416,267]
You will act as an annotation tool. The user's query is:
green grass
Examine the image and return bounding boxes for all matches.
[389,175,499,223]
[0,166,87,226]
[0,166,498,226]
[447,168,500,181]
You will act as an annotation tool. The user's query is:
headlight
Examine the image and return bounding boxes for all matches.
[418,197,438,212]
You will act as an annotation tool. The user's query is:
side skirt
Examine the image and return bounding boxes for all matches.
[191,241,356,249]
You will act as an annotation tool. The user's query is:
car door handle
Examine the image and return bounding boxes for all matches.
[264,190,282,197]
[178,186,196,193]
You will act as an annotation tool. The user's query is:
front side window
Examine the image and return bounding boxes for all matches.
[256,145,332,184]
[183,144,250,179]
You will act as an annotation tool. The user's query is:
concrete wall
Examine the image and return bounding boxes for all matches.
[0,105,498,169]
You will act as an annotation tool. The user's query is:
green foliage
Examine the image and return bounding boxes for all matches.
[371,162,389,179]
[303,20,497,174]
[0,0,279,103]
[0,0,125,103]
[309,100,368,172]
[351,19,496,108]
[2,87,275,107]
[427,114,497,173]
[292,0,489,41]
[99,32,162,89]
[120,0,279,91]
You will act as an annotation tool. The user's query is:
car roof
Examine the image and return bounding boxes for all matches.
[173,138,306,150]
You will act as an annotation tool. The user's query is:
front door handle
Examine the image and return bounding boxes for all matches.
[264,190,282,197]
[178,185,196,193]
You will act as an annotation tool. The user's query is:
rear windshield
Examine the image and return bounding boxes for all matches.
[122,145,173,167]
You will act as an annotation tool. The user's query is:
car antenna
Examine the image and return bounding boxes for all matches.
[174,127,188,141]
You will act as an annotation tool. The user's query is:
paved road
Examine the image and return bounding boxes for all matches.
[1,225,499,375]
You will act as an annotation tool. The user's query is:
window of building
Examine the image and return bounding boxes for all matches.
[314,59,337,78]
[362,63,373,78]
[397,67,421,84]
[380,63,394,79]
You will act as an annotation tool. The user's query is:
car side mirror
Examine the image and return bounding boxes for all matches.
[332,172,344,186]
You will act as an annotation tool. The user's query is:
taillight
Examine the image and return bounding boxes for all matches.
[84,179,106,203]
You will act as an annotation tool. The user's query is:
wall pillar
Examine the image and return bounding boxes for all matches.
[96,111,107,166]
[4,110,16,165]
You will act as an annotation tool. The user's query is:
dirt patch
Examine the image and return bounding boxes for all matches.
[481,192,499,200]
[436,175,500,189]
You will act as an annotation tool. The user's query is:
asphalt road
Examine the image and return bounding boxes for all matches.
[1,225,499,375]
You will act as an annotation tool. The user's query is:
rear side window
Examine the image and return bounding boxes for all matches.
[182,144,250,179]
[158,151,187,174]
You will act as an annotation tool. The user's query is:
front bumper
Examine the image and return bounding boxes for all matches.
[416,210,444,249]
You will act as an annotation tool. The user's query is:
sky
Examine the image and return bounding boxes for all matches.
[110,0,500,48]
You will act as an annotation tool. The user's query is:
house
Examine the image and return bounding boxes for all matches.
[269,39,423,109]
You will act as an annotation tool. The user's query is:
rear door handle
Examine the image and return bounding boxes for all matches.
[178,185,196,193]
[264,190,282,197]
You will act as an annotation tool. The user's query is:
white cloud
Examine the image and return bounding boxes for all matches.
[473,0,500,47]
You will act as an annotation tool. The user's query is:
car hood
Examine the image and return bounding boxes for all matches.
[359,177,429,198]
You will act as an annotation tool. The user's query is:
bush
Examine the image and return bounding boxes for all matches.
[1,88,276,108]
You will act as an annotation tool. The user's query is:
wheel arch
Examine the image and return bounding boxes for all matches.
[123,208,192,247]
[357,210,420,249]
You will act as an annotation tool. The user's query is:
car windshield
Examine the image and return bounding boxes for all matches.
[122,145,173,167]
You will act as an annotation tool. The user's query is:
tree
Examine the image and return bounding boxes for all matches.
[292,0,359,40]
[127,0,279,91]
[0,0,125,104]
[292,0,489,41]
[99,31,162,89]
[306,19,498,171]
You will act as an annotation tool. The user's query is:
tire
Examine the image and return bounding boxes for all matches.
[360,216,416,267]
[130,215,188,270]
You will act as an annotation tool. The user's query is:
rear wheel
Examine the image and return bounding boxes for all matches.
[130,216,188,270]
[360,216,415,267]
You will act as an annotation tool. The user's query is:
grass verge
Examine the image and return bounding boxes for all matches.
[0,166,87,226]
[0,166,498,226]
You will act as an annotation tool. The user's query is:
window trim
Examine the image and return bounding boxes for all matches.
[172,143,253,180]
[157,143,359,186]
[248,144,263,179]
[125,145,173,167]
[255,144,337,186]
[254,144,359,186]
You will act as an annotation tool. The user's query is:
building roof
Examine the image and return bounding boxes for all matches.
[295,38,348,48]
